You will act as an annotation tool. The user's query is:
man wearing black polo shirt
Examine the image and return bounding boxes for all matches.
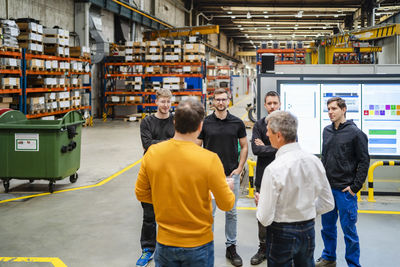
[197,88,248,267]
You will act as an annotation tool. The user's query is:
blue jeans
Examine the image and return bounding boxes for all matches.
[154,241,214,267]
[321,189,360,267]
[212,174,239,247]
[265,219,315,267]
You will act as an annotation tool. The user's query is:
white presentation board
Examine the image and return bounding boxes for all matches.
[279,82,400,157]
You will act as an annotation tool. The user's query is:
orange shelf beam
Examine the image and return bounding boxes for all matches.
[105,73,202,78]
[26,106,91,119]
[0,89,22,94]
[0,51,22,57]
[26,87,68,93]
[105,91,202,96]
[105,62,202,67]
[25,54,91,63]
[26,70,65,75]
[0,69,22,75]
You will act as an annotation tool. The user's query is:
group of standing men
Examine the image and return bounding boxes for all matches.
[134,87,370,267]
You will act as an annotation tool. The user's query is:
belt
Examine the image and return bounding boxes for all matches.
[271,218,315,226]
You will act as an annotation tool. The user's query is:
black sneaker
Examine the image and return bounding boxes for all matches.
[226,244,243,267]
[250,243,267,265]
[315,257,336,267]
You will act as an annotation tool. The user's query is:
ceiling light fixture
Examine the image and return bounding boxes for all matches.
[296,11,303,18]
[240,27,244,30]
[267,27,271,30]
[227,11,232,14]
[263,11,268,14]
[264,15,269,18]
[231,16,236,19]
[247,12,252,19]
[238,25,242,27]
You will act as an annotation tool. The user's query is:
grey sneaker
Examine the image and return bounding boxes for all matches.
[315,257,336,267]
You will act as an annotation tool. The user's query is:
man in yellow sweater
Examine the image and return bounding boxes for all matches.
[135,98,235,267]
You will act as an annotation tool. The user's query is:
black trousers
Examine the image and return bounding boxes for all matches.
[256,187,267,245]
[140,202,156,251]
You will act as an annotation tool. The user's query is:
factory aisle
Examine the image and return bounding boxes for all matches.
[0,93,399,267]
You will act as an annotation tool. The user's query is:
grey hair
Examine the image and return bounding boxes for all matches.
[266,111,298,142]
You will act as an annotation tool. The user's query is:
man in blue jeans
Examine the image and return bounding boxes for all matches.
[316,97,370,267]
[257,110,334,267]
[198,88,248,267]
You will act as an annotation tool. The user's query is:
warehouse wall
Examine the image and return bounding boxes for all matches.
[155,0,186,27]
[376,36,400,64]
[0,0,74,32]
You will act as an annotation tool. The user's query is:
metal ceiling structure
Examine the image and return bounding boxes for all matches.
[192,0,400,50]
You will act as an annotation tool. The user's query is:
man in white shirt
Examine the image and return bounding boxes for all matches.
[256,110,334,267]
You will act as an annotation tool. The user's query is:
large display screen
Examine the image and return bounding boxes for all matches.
[279,81,400,157]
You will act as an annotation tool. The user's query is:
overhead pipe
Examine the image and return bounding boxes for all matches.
[196,12,213,26]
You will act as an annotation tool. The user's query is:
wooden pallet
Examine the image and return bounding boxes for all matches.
[28,64,46,71]
[0,65,20,70]
[0,46,22,52]
[0,84,19,89]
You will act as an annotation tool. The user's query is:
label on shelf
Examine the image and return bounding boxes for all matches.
[174,40,182,45]
[37,44,43,52]
[64,47,69,56]
[52,60,58,69]
[149,41,158,46]
[150,48,157,53]
[126,48,133,54]
[146,66,154,72]
[174,48,181,53]
[135,77,142,82]
[185,44,194,49]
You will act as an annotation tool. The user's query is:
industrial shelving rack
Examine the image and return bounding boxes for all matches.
[22,50,92,119]
[103,61,205,120]
[0,48,23,111]
[256,48,306,66]
[206,65,232,97]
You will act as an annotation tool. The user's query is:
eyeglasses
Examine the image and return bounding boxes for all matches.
[214,98,228,102]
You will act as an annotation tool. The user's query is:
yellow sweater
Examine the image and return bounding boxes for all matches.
[135,138,235,247]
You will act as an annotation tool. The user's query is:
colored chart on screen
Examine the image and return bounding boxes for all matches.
[362,84,400,155]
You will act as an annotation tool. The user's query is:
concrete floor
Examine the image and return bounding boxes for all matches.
[1,94,399,267]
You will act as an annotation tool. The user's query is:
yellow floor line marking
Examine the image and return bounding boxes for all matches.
[0,257,67,266]
[237,206,400,215]
[0,159,142,204]
[231,94,250,108]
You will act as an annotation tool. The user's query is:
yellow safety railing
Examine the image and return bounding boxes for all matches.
[247,159,257,198]
[358,160,400,202]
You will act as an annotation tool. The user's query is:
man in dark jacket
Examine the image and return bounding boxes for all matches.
[137,88,174,267]
[316,97,370,267]
[250,91,280,265]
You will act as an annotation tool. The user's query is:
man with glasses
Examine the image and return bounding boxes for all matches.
[197,88,248,267]
[137,89,174,267]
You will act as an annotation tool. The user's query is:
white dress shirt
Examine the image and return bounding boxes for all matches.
[257,142,334,227]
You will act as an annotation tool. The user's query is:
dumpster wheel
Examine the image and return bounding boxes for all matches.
[3,180,10,193]
[70,173,78,183]
[49,181,54,193]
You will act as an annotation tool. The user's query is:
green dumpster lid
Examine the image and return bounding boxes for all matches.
[0,110,85,130]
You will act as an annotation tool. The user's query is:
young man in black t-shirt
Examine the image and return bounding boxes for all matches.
[137,89,174,267]
[197,88,248,267]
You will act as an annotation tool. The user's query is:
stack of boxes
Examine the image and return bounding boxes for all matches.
[0,57,21,70]
[125,77,142,91]
[70,46,91,59]
[0,77,20,89]
[125,41,145,62]
[145,40,163,62]
[163,40,182,62]
[184,39,205,62]
[43,27,69,57]
[0,96,14,109]
[1,20,20,49]
[16,20,43,54]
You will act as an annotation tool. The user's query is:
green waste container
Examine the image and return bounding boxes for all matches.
[0,110,85,193]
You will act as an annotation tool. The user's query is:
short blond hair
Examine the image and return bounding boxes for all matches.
[156,88,172,99]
